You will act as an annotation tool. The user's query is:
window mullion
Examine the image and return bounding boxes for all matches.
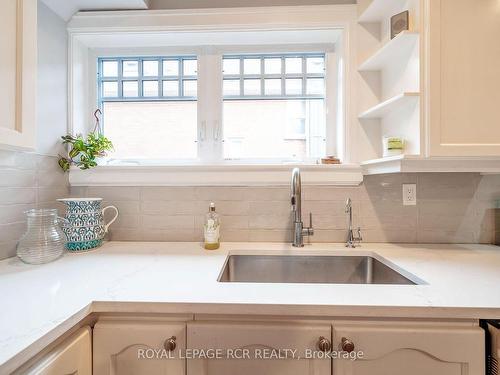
[197,52,223,162]
[197,54,210,161]
[325,51,338,158]
[211,53,224,162]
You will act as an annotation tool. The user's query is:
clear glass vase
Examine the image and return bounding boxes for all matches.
[17,209,67,265]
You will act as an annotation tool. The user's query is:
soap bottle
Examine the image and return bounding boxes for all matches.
[204,202,220,250]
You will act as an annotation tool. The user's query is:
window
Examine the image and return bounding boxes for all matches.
[98,56,198,160]
[222,54,327,160]
[97,52,331,164]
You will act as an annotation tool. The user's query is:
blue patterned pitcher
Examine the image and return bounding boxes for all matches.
[57,198,119,251]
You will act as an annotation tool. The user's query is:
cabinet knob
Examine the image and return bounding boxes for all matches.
[317,336,332,352]
[164,336,177,352]
[341,337,355,353]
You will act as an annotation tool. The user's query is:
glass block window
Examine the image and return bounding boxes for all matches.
[97,56,198,160]
[222,53,325,99]
[222,53,327,160]
[98,56,198,102]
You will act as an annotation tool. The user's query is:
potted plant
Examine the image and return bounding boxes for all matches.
[58,109,113,172]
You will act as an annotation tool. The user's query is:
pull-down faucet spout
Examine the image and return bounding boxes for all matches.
[291,168,314,247]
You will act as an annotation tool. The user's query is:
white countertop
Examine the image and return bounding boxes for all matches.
[1,241,500,372]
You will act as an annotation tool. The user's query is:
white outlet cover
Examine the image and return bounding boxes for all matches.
[403,184,417,206]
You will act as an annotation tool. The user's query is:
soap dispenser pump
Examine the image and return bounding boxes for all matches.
[204,202,220,250]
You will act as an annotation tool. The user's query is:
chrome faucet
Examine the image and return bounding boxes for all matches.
[291,168,314,247]
[345,198,362,248]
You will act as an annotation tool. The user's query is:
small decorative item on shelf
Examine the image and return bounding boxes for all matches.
[58,109,113,172]
[321,156,341,165]
[17,209,68,264]
[390,10,409,39]
[57,198,119,251]
[383,136,405,157]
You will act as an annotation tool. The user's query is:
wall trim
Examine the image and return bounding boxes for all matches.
[69,164,364,186]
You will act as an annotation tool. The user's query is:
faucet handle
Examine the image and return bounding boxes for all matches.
[356,227,363,242]
[304,212,314,237]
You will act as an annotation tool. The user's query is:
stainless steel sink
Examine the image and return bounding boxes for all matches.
[218,255,418,285]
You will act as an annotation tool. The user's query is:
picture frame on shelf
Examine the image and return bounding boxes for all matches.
[391,11,409,39]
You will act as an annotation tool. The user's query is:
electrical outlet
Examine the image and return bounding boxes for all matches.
[403,184,417,206]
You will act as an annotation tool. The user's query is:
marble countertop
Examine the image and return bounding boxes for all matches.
[1,241,500,372]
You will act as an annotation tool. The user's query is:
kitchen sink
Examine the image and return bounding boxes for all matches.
[218,255,418,285]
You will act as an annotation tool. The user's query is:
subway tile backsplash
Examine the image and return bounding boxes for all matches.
[72,173,500,246]
[0,146,499,261]
[0,150,69,260]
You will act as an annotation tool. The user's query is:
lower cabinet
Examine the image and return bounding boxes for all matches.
[93,320,186,375]
[24,326,92,375]
[186,321,332,375]
[332,321,484,375]
[89,317,484,375]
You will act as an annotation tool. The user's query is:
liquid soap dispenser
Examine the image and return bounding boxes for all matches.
[204,202,220,250]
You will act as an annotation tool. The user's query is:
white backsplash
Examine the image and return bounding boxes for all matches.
[71,173,499,246]
[0,150,69,260]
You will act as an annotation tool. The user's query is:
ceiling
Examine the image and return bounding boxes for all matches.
[41,0,356,21]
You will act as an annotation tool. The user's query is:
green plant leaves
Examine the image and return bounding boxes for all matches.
[68,147,79,158]
[58,157,71,172]
[58,132,114,172]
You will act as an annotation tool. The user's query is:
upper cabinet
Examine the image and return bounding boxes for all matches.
[427,0,500,156]
[0,0,37,150]
[358,0,500,174]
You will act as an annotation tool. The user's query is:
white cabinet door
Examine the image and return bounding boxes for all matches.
[93,320,186,375]
[25,326,92,375]
[427,0,500,156]
[332,321,484,375]
[0,0,36,150]
[187,321,331,375]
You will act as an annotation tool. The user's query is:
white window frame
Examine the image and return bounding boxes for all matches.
[67,5,362,186]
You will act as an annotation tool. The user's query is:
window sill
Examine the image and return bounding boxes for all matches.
[68,163,363,187]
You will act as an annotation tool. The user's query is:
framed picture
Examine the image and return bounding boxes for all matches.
[391,11,409,39]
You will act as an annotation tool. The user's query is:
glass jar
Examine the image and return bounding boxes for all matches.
[17,209,67,264]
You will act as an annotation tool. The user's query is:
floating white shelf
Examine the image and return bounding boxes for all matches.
[359,0,409,23]
[361,155,500,175]
[359,92,419,119]
[358,31,419,72]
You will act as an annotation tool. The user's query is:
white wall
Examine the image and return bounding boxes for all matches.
[37,0,68,156]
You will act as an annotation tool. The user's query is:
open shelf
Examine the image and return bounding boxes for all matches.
[359,92,419,119]
[361,155,408,175]
[361,155,500,175]
[358,31,419,72]
[359,0,409,23]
